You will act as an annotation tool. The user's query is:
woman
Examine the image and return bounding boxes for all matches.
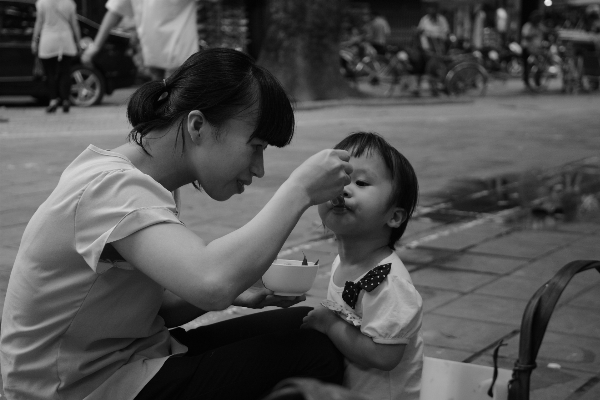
[31,0,81,113]
[1,48,352,400]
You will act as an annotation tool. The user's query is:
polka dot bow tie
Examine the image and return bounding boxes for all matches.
[342,263,391,309]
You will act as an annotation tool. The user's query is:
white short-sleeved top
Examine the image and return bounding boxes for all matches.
[0,145,187,400]
[106,0,198,70]
[36,0,78,59]
[327,252,424,400]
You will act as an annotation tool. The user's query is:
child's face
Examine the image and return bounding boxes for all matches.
[318,152,401,240]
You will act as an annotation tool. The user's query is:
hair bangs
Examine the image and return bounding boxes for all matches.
[250,67,295,147]
[334,132,398,180]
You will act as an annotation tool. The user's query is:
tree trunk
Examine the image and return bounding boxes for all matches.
[257,0,354,102]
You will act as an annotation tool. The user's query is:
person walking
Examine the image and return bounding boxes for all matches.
[366,11,391,55]
[81,0,198,80]
[31,0,81,113]
[521,10,545,90]
[417,2,449,55]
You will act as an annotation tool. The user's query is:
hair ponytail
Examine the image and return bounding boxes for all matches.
[126,81,172,150]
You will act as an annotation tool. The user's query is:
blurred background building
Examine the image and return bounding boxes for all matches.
[70,0,596,59]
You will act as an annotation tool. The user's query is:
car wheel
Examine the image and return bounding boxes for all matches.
[69,65,105,106]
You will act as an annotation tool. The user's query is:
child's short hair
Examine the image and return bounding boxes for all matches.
[334,132,419,249]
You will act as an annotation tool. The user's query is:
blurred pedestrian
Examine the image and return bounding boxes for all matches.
[81,0,198,80]
[472,4,486,50]
[521,10,545,90]
[366,10,391,55]
[417,2,449,55]
[31,0,81,113]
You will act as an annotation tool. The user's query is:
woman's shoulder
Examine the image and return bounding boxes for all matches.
[62,145,168,196]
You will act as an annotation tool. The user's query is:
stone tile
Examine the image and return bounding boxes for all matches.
[437,253,526,274]
[0,208,36,228]
[570,235,600,251]
[487,330,600,374]
[568,283,600,309]
[556,222,600,234]
[474,354,596,400]
[513,247,600,285]
[468,230,581,259]
[432,293,527,326]
[401,217,444,239]
[418,222,512,251]
[411,265,497,293]
[577,379,600,400]
[423,345,473,362]
[422,314,516,352]
[0,225,26,249]
[395,247,454,265]
[475,275,540,300]
[546,305,600,338]
[475,274,590,304]
[416,286,461,313]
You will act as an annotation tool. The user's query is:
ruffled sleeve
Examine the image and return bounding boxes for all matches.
[75,169,182,272]
[360,275,423,344]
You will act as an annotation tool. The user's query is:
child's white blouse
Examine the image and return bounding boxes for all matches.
[327,252,424,400]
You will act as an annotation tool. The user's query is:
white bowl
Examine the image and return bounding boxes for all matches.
[262,259,319,296]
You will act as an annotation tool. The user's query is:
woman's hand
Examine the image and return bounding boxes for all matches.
[233,285,306,309]
[285,149,352,206]
[81,43,98,66]
[31,41,38,55]
[301,306,338,335]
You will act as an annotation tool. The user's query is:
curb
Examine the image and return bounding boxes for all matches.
[294,96,474,111]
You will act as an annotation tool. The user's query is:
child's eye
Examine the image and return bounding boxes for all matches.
[356,180,369,187]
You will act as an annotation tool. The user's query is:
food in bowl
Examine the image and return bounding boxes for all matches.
[262,259,319,296]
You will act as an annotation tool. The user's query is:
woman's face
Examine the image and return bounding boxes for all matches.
[189,105,267,201]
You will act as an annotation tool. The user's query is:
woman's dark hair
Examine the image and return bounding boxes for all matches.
[126,48,295,155]
[333,132,419,249]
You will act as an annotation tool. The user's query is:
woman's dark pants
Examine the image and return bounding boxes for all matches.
[135,307,344,400]
[40,55,73,101]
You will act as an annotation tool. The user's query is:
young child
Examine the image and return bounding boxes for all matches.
[302,132,423,400]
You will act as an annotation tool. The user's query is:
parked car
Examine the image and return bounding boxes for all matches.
[0,0,137,106]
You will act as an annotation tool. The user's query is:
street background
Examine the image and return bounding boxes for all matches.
[1,79,600,399]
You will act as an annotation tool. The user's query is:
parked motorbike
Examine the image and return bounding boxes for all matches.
[473,41,523,78]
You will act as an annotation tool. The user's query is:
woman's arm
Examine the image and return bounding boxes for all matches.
[160,286,305,328]
[69,11,81,48]
[112,149,351,312]
[160,290,208,328]
[302,307,405,371]
[31,6,43,54]
[81,10,123,65]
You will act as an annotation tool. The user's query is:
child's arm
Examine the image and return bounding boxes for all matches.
[302,307,405,371]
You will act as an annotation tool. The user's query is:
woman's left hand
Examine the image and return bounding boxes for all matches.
[233,285,305,309]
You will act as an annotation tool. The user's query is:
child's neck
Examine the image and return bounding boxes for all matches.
[336,235,392,275]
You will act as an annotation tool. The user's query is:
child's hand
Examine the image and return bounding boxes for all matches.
[301,306,338,335]
[286,149,353,206]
